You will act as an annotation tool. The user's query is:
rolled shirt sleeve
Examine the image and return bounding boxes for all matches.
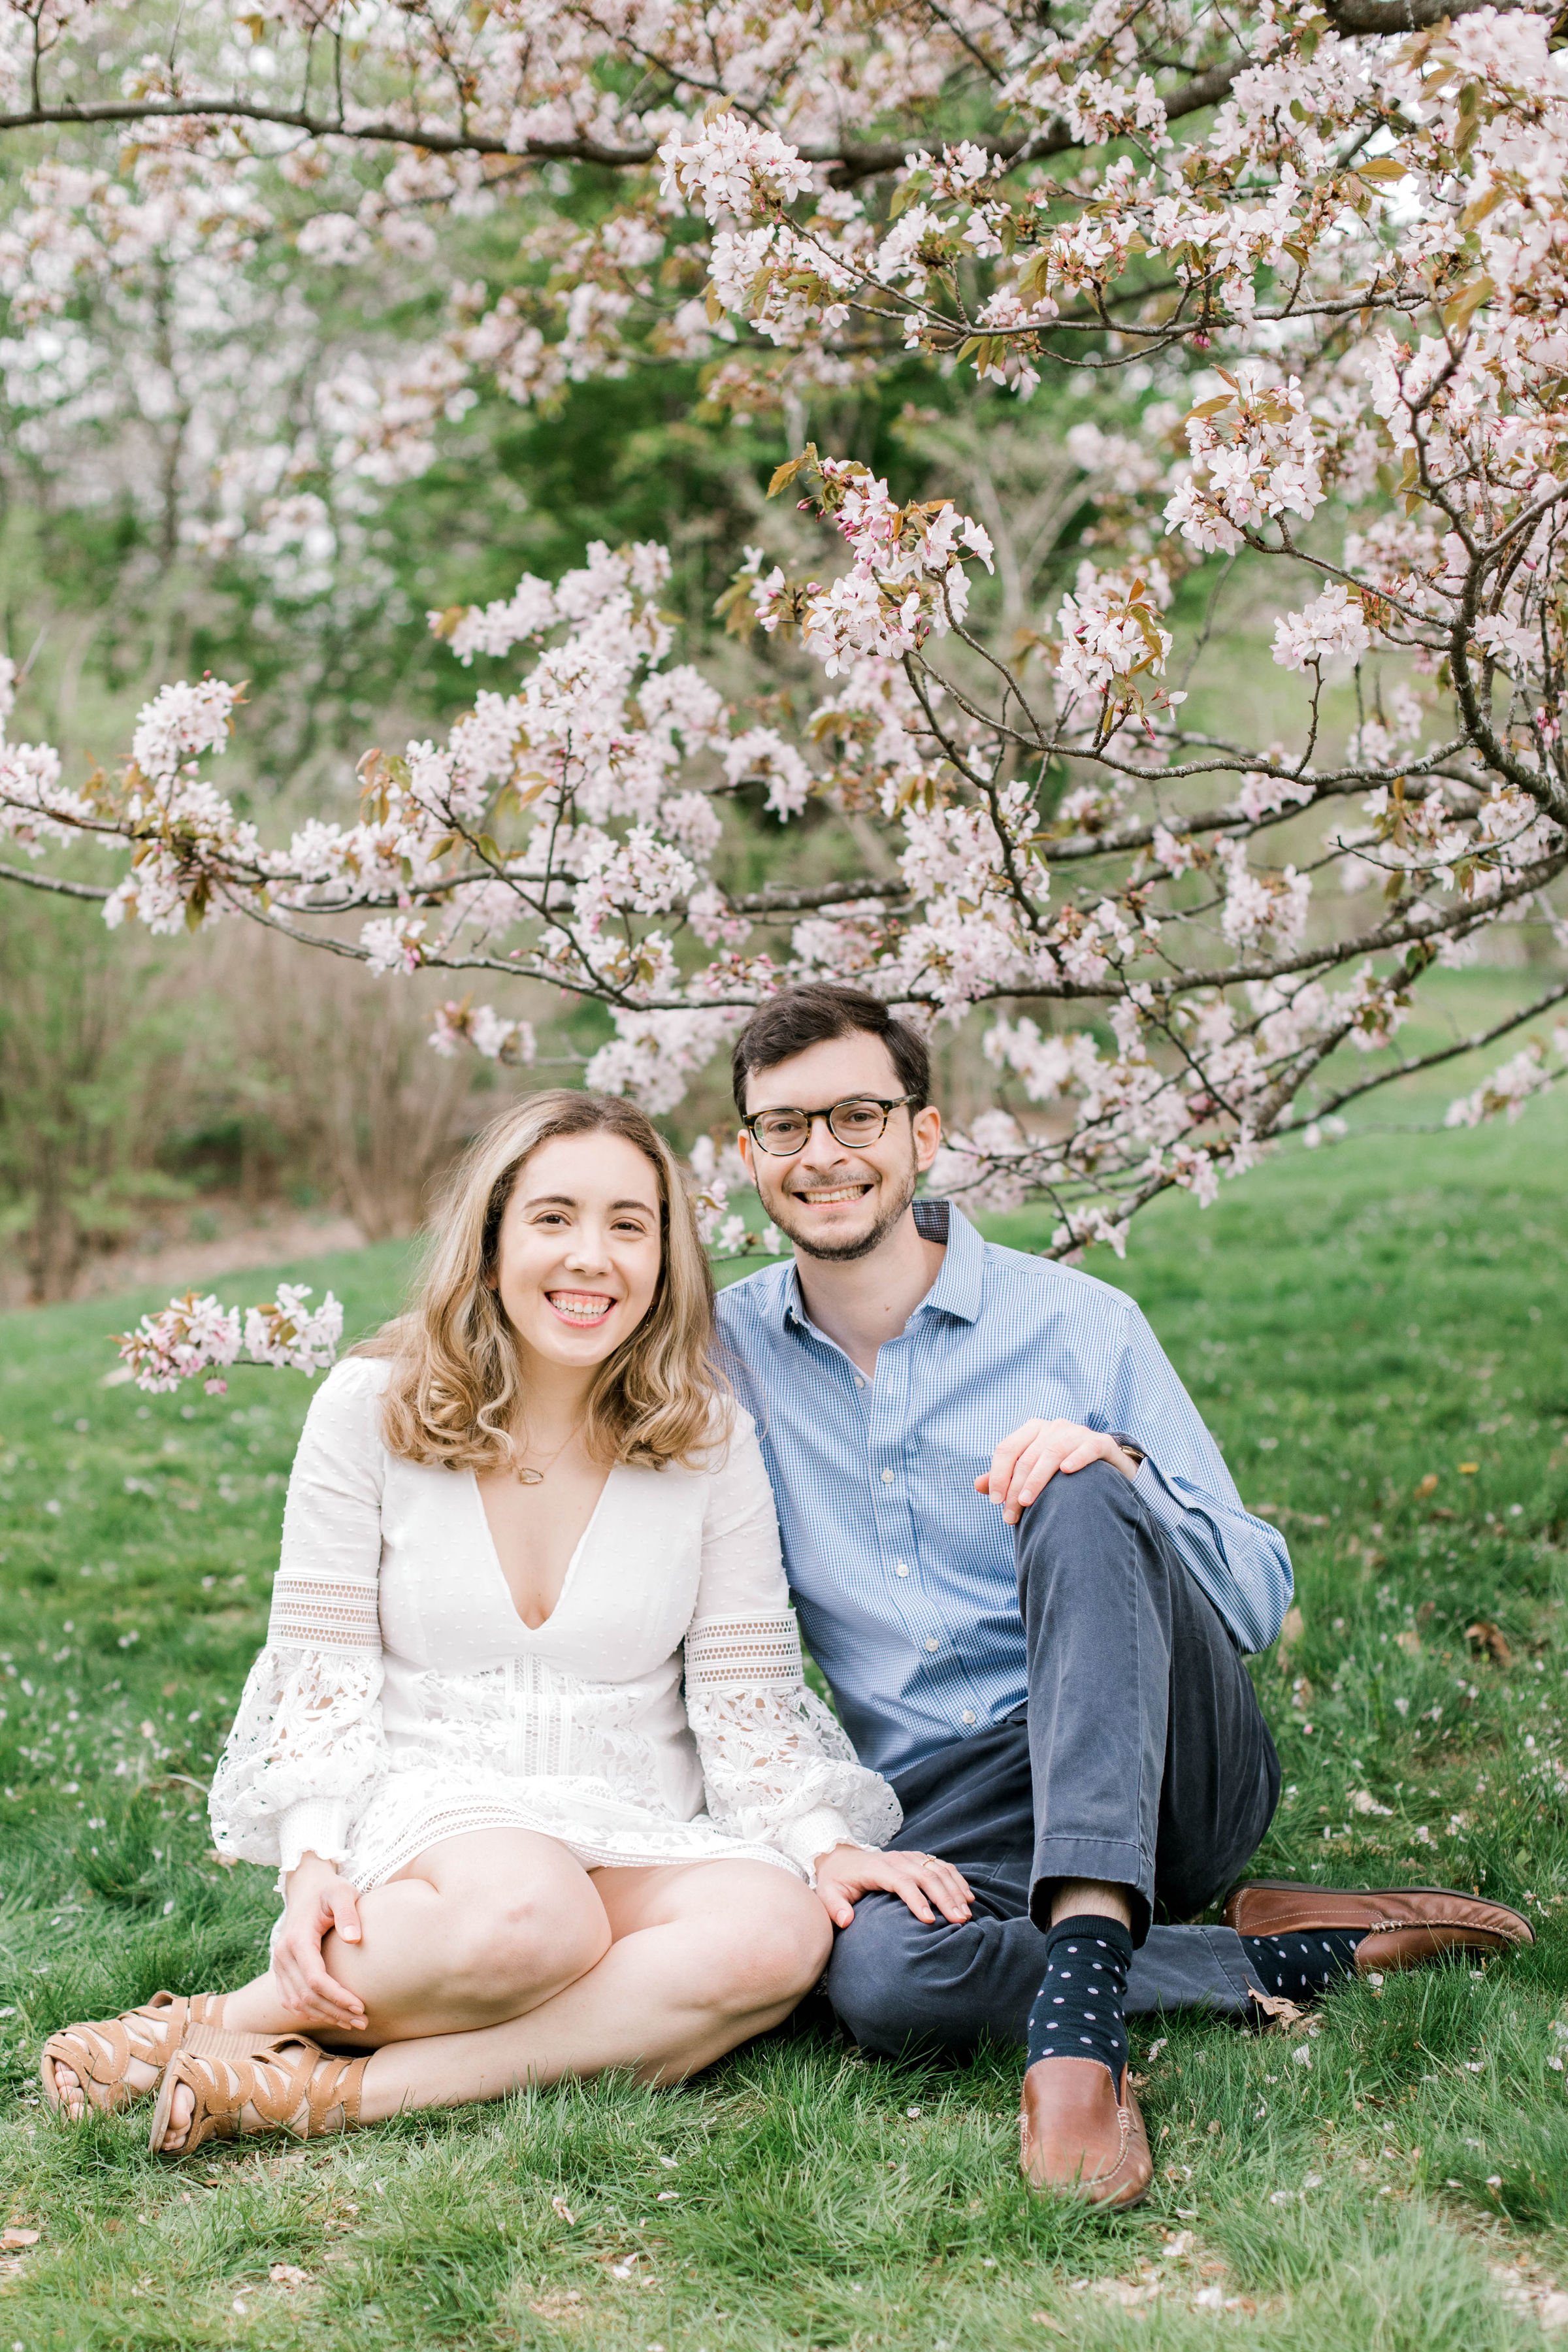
[1102,1303,1293,1654]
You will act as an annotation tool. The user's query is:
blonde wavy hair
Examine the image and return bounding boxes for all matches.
[361,1090,722,1473]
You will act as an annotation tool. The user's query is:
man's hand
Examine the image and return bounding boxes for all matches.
[813,1843,973,1931]
[976,1420,1140,1526]
[273,1852,368,2033]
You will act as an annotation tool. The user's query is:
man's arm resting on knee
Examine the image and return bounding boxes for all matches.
[974,1302,1292,1652]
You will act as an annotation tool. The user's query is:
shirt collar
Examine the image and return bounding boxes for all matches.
[777,1196,986,1333]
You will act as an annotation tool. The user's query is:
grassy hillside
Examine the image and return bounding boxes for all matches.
[0,1090,1565,2348]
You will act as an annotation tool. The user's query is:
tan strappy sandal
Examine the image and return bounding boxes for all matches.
[148,2023,370,2159]
[41,1991,227,2117]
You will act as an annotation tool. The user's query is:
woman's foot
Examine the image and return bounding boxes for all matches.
[152,2033,368,2158]
[42,1991,227,2119]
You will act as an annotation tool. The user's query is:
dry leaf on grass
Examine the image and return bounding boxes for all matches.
[1248,1989,1307,2029]
[1094,2276,1163,2307]
[1465,1620,1513,1667]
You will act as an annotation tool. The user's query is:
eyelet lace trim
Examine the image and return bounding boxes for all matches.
[342,1795,803,1891]
[685,1611,805,1691]
[268,1573,381,1653]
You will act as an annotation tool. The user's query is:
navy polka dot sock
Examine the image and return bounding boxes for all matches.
[1241,1929,1366,2002]
[1025,1914,1134,2083]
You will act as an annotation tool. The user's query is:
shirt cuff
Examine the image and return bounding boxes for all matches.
[778,1805,857,1882]
[1113,1435,1184,1523]
[278,1797,351,1878]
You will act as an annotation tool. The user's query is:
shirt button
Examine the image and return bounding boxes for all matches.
[855,1375,866,1388]
[962,1710,976,1725]
[881,1468,895,1484]
[924,1637,939,1652]
[895,1561,910,1577]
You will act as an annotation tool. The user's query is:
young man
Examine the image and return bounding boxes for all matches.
[715,984,1531,2208]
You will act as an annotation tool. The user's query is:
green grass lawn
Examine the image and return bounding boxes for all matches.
[2,1090,1567,2349]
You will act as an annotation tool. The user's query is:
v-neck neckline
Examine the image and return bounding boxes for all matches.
[468,1463,618,1637]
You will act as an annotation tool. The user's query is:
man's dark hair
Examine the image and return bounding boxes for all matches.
[730,985,931,1115]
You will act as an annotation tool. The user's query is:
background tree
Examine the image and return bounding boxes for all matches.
[1,0,1564,1286]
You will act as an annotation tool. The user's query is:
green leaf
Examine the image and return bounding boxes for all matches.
[768,444,819,499]
[1460,181,1508,231]
[1441,274,1494,334]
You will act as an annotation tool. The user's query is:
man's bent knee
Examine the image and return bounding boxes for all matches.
[1015,1456,1141,1583]
[1028,1454,1136,1531]
[826,1893,988,2059]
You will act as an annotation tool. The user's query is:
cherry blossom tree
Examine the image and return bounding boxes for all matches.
[3,0,1566,1367]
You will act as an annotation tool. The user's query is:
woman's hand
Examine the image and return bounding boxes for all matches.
[813,1844,973,1931]
[272,1853,368,2033]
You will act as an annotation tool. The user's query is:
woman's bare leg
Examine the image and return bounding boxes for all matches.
[157,1858,830,2147]
[351,1859,830,2118]
[48,1828,611,2117]
[223,1829,612,2043]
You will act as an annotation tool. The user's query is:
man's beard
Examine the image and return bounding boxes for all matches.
[766,1155,919,1264]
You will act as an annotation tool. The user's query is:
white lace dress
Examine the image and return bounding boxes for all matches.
[208,1356,900,1891]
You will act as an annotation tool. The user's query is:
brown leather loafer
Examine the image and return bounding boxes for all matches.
[1222,1878,1533,1972]
[1019,2057,1152,2208]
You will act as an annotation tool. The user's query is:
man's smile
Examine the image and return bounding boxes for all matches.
[787,1183,874,1206]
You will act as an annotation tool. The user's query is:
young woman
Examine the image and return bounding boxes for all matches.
[43,1091,970,2154]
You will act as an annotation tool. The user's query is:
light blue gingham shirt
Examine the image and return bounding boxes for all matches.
[715,1200,1292,1781]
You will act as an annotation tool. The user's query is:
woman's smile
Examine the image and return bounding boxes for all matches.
[546,1288,617,1327]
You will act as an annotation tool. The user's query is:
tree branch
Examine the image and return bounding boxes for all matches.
[0,95,663,162]
[0,859,112,901]
[730,875,911,915]
[0,4,1501,182]
[1299,974,1568,1122]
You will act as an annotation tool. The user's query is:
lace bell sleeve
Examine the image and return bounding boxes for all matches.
[683,1414,902,1880]
[208,1357,389,1876]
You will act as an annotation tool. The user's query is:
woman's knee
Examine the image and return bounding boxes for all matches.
[446,1884,610,2003]
[687,1880,832,2018]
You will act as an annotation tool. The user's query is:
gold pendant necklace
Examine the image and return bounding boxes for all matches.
[514,1420,584,1486]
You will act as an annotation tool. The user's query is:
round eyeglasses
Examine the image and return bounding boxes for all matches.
[742,1094,921,1156]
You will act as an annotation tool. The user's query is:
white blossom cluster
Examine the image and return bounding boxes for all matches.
[114,1286,343,1394]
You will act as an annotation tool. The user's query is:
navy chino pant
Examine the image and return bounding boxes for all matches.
[825,1460,1280,2053]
